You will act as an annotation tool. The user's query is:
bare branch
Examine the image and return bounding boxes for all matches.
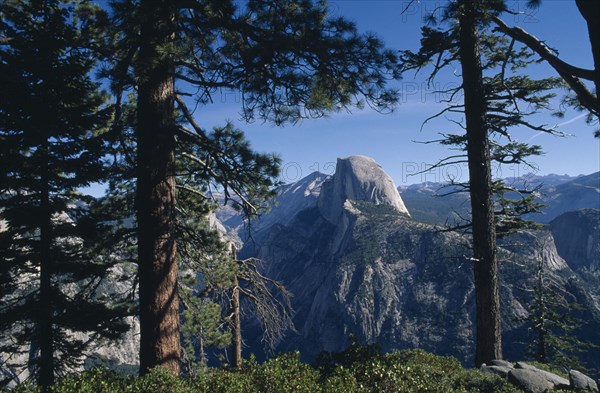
[401,0,417,15]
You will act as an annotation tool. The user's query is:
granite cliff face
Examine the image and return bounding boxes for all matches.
[550,209,600,272]
[243,205,477,361]
[317,156,409,223]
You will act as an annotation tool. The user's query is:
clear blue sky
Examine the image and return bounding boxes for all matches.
[197,0,599,187]
[82,0,598,197]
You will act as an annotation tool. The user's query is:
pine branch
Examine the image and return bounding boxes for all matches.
[492,16,599,117]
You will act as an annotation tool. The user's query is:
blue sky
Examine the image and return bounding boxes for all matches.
[197,0,599,187]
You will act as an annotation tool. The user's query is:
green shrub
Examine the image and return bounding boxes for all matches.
[321,366,363,393]
[129,367,193,393]
[197,368,258,393]
[452,370,521,393]
[317,345,517,393]
[2,348,526,392]
[50,368,125,393]
[255,352,322,393]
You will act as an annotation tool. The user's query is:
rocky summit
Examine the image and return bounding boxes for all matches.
[317,156,409,223]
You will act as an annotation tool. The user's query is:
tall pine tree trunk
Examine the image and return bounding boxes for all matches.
[136,0,180,375]
[457,0,502,366]
[230,274,242,369]
[534,257,547,362]
[38,138,55,389]
[230,245,242,369]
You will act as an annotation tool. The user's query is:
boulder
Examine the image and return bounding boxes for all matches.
[515,361,538,370]
[570,370,599,392]
[490,359,515,368]
[514,362,570,389]
[481,365,512,378]
[508,369,554,393]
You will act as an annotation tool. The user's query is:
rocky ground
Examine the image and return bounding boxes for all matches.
[482,360,599,392]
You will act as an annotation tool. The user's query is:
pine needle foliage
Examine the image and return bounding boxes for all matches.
[0,0,131,387]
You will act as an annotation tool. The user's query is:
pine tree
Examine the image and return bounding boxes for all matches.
[176,189,236,374]
[521,233,590,370]
[96,90,285,375]
[105,0,400,375]
[0,1,130,388]
[180,276,231,374]
[457,0,502,365]
[400,0,564,366]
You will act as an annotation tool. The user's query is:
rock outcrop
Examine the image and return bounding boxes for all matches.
[482,361,597,392]
[318,156,409,223]
[570,369,599,392]
[550,209,600,272]
[507,369,555,393]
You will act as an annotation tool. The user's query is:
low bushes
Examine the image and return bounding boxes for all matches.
[3,347,520,392]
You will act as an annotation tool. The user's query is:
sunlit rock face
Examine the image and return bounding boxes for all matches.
[318,156,409,224]
[550,209,600,272]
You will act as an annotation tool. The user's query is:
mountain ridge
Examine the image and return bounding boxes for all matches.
[228,156,600,372]
[397,171,600,225]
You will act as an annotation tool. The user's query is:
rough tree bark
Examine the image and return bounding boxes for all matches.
[230,245,242,370]
[230,274,242,369]
[136,0,180,375]
[457,0,502,366]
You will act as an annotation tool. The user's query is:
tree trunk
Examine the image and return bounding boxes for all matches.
[535,256,548,363]
[457,0,502,367]
[38,138,54,389]
[230,246,242,369]
[136,0,180,376]
[576,0,600,113]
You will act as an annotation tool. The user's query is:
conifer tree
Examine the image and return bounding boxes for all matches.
[97,92,284,374]
[520,233,590,369]
[400,0,564,366]
[0,1,130,388]
[105,0,400,375]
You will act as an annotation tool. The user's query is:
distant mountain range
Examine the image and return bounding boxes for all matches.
[217,156,600,372]
[3,157,597,384]
[398,171,600,225]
